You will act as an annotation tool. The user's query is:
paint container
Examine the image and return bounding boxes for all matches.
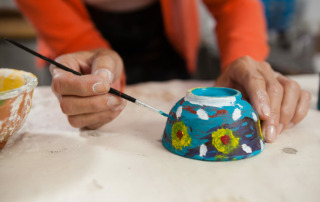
[0,68,38,149]
[162,87,264,161]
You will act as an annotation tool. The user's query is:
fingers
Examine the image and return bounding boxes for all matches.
[68,108,125,129]
[53,51,94,74]
[258,62,283,142]
[49,48,126,129]
[228,56,271,120]
[275,73,301,133]
[221,56,311,143]
[91,54,115,84]
[267,74,310,137]
[59,94,125,116]
[256,67,310,142]
[58,88,126,129]
[50,48,124,97]
[290,90,311,126]
[90,49,123,87]
[50,67,110,96]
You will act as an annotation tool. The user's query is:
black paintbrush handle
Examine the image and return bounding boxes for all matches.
[109,88,136,103]
[4,38,81,76]
[4,38,136,103]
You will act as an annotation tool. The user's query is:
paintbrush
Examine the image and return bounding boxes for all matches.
[4,38,171,118]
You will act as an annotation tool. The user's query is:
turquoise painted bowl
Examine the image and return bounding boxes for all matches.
[162,87,265,161]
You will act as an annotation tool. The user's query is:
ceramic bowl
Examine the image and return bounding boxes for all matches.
[0,68,38,149]
[162,87,264,161]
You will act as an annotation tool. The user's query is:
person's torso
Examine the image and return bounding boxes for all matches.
[83,0,157,12]
[84,0,190,84]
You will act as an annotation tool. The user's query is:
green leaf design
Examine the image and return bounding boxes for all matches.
[0,100,5,106]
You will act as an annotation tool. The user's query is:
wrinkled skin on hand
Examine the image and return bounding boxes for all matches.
[215,56,311,143]
[50,48,126,129]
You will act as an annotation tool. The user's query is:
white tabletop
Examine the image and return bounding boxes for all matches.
[0,74,319,202]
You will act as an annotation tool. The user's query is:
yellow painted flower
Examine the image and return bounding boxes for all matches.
[212,128,239,154]
[171,121,191,150]
[258,120,264,141]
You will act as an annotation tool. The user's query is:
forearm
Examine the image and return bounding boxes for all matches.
[15,0,110,57]
[203,0,269,70]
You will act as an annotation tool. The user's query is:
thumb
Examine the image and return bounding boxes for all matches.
[90,50,123,85]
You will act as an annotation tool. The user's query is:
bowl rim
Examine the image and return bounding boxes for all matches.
[185,87,242,107]
[0,68,38,100]
[188,87,241,97]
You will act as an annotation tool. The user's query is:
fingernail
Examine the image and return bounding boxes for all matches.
[288,122,294,129]
[49,66,56,75]
[57,94,62,101]
[95,69,114,84]
[111,103,126,111]
[278,123,283,134]
[51,67,60,77]
[266,125,276,142]
[261,104,271,117]
[92,82,108,94]
[107,96,120,106]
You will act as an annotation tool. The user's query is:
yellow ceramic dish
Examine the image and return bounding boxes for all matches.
[0,68,38,149]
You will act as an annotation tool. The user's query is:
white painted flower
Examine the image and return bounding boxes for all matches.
[241,144,252,153]
[199,144,208,157]
[232,108,241,121]
[260,140,264,150]
[197,109,209,120]
[252,112,258,122]
[176,106,183,118]
[237,104,243,109]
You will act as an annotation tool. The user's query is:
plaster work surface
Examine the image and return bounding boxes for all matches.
[0,75,319,202]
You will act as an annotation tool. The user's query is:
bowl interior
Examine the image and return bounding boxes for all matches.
[191,87,239,97]
[0,68,38,100]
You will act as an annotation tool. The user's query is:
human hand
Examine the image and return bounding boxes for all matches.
[50,48,126,129]
[214,56,311,143]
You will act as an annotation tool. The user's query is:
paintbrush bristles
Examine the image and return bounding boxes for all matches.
[135,100,171,118]
[135,100,162,114]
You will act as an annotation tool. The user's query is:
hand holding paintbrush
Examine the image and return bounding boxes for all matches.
[4,38,170,129]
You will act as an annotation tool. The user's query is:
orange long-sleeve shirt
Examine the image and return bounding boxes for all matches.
[15,0,269,73]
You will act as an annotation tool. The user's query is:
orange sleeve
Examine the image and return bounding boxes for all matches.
[203,0,269,71]
[14,0,110,58]
[14,0,127,88]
